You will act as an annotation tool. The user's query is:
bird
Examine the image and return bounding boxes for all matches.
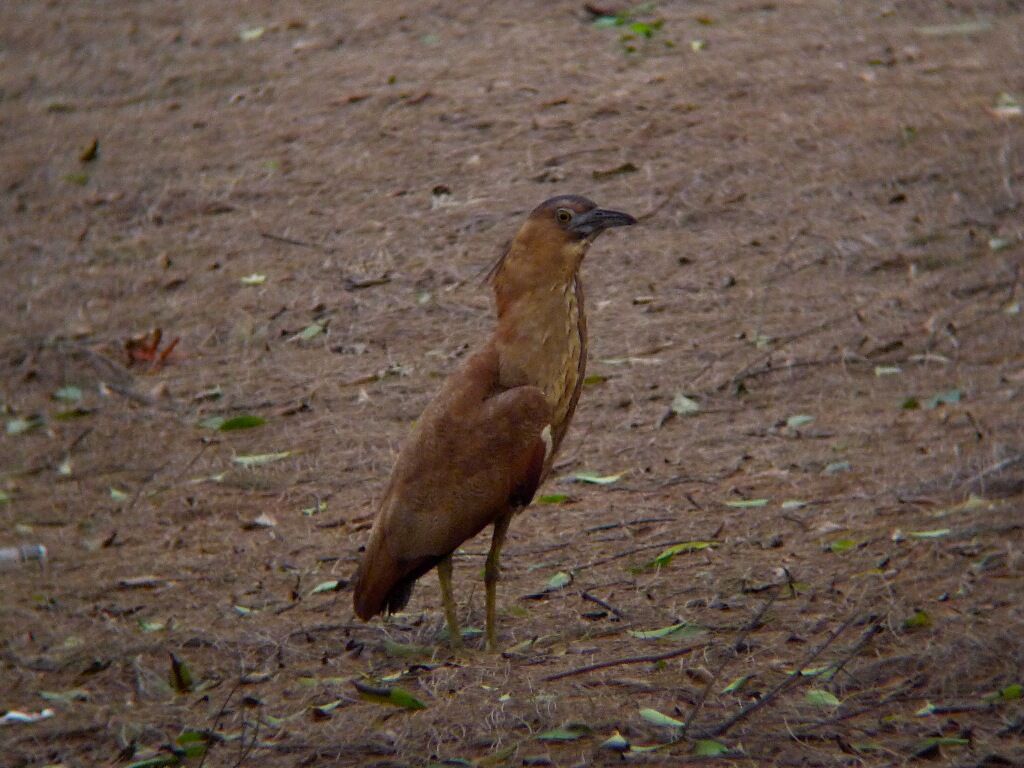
[352,195,637,650]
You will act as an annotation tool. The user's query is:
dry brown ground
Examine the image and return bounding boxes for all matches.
[2,1,1023,766]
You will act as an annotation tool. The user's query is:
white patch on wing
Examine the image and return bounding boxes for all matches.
[540,424,553,462]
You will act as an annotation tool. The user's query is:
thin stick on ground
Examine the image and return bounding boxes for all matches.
[260,231,322,250]
[580,591,626,620]
[682,596,775,736]
[197,678,242,768]
[576,535,720,572]
[961,451,1024,488]
[542,641,708,682]
[233,702,261,768]
[699,613,864,738]
[822,621,883,683]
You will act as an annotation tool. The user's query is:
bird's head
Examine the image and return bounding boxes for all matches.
[489,195,636,298]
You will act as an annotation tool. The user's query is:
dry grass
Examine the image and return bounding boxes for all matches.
[2,1,1023,766]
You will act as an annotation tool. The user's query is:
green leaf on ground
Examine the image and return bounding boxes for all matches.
[874,365,902,376]
[352,680,426,710]
[219,415,266,430]
[636,540,717,571]
[786,414,814,428]
[908,528,950,539]
[985,683,1023,702]
[830,538,858,554]
[194,386,223,401]
[293,323,324,341]
[53,386,83,402]
[537,493,571,505]
[628,622,701,640]
[39,689,89,703]
[200,414,266,430]
[671,393,700,415]
[693,739,730,756]
[168,653,194,693]
[175,730,209,758]
[805,689,841,707]
[536,723,591,741]
[923,389,961,409]
[725,498,768,508]
[311,698,346,716]
[799,665,836,678]
[904,610,932,629]
[6,416,43,435]
[639,707,684,728]
[823,460,851,475]
[544,571,572,591]
[573,471,624,485]
[240,273,266,285]
[233,451,292,467]
[383,640,433,658]
[722,675,750,693]
[298,676,348,687]
[601,731,630,751]
[999,683,1023,701]
[239,26,265,41]
[310,580,343,595]
[302,500,327,515]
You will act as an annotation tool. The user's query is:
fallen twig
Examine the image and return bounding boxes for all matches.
[683,596,775,736]
[197,679,242,768]
[961,451,1024,488]
[260,231,322,250]
[700,613,865,738]
[542,641,707,682]
[580,591,625,620]
[574,539,691,572]
[726,355,869,389]
[584,515,677,533]
[715,305,868,392]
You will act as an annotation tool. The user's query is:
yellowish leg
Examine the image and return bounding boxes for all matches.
[437,555,462,650]
[485,511,513,652]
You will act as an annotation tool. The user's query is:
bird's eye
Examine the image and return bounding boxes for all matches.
[556,208,573,224]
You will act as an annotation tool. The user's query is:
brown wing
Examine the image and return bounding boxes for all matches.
[352,344,551,620]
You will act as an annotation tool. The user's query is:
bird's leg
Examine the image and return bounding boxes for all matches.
[437,555,463,650]
[484,510,513,652]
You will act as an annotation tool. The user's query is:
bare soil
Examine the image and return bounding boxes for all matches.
[2,2,1023,766]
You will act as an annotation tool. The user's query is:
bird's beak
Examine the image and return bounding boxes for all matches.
[569,207,638,240]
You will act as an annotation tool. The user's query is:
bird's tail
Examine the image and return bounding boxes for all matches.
[352,535,438,620]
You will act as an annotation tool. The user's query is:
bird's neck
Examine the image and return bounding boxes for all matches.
[491,277,587,442]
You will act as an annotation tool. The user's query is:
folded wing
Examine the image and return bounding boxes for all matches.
[352,346,551,619]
